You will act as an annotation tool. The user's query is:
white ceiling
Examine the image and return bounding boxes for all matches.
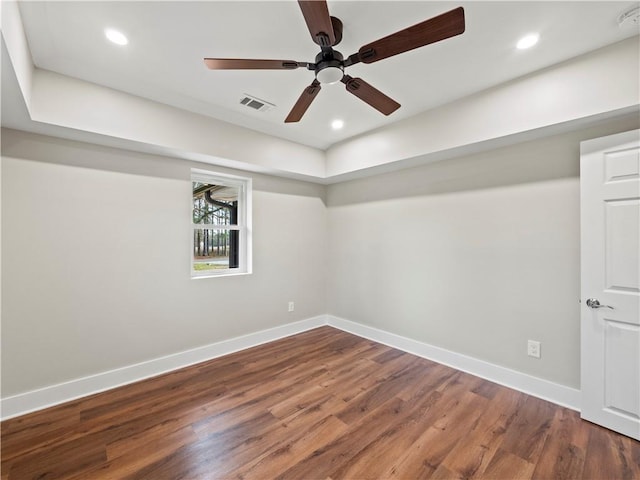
[15,1,640,149]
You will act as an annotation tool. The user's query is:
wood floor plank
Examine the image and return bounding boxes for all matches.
[2,326,638,479]
[582,423,640,480]
[384,390,489,478]
[440,387,524,478]
[335,356,425,424]
[531,407,589,480]
[69,425,199,480]
[378,377,493,479]
[499,394,556,463]
[276,396,410,479]
[0,403,81,461]
[430,464,463,479]
[395,361,457,402]
[227,415,349,479]
[321,357,390,403]
[481,448,536,479]
[382,426,442,479]
[328,390,443,480]
[4,434,107,480]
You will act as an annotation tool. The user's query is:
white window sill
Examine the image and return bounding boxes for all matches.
[191,271,252,280]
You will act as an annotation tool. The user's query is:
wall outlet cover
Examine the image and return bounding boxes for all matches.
[527,340,541,359]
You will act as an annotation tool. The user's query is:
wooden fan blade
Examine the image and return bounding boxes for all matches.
[298,0,336,47]
[341,75,400,115]
[285,80,322,123]
[204,58,305,70]
[358,7,465,64]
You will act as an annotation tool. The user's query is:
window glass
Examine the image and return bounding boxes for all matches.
[191,172,251,278]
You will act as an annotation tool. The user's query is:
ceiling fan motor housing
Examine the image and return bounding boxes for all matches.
[315,50,344,84]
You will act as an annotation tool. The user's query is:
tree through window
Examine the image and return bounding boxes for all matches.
[191,171,251,277]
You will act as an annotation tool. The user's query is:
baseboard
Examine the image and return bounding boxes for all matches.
[0,315,327,420]
[2,314,581,420]
[327,315,581,411]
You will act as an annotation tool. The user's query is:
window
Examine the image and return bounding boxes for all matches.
[191,169,251,278]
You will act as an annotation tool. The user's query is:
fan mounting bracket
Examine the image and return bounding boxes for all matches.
[330,16,343,46]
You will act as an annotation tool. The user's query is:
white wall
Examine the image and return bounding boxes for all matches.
[2,113,638,402]
[1,128,327,397]
[326,114,639,389]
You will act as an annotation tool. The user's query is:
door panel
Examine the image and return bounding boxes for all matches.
[605,199,639,291]
[604,149,640,182]
[604,320,639,418]
[580,129,640,441]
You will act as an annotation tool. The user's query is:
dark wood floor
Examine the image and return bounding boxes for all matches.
[2,327,639,479]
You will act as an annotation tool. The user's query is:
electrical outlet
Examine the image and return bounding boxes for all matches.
[288,301,295,312]
[527,340,541,359]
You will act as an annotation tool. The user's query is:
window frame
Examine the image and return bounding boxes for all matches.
[191,169,252,279]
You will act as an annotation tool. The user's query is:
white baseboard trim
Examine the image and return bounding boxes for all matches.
[327,315,581,411]
[1,315,327,420]
[2,314,581,420]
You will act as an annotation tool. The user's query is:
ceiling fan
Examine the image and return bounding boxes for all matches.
[204,1,465,123]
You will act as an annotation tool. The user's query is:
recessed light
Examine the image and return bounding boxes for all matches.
[105,28,128,46]
[331,119,344,130]
[516,33,539,50]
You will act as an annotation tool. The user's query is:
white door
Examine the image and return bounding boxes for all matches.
[580,129,640,441]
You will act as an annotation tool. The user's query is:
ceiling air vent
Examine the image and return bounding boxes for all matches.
[239,94,275,112]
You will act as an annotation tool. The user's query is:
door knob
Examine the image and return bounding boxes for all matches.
[586,298,614,309]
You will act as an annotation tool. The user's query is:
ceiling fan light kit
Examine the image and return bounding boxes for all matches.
[314,48,344,84]
[204,1,465,123]
[316,66,343,84]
